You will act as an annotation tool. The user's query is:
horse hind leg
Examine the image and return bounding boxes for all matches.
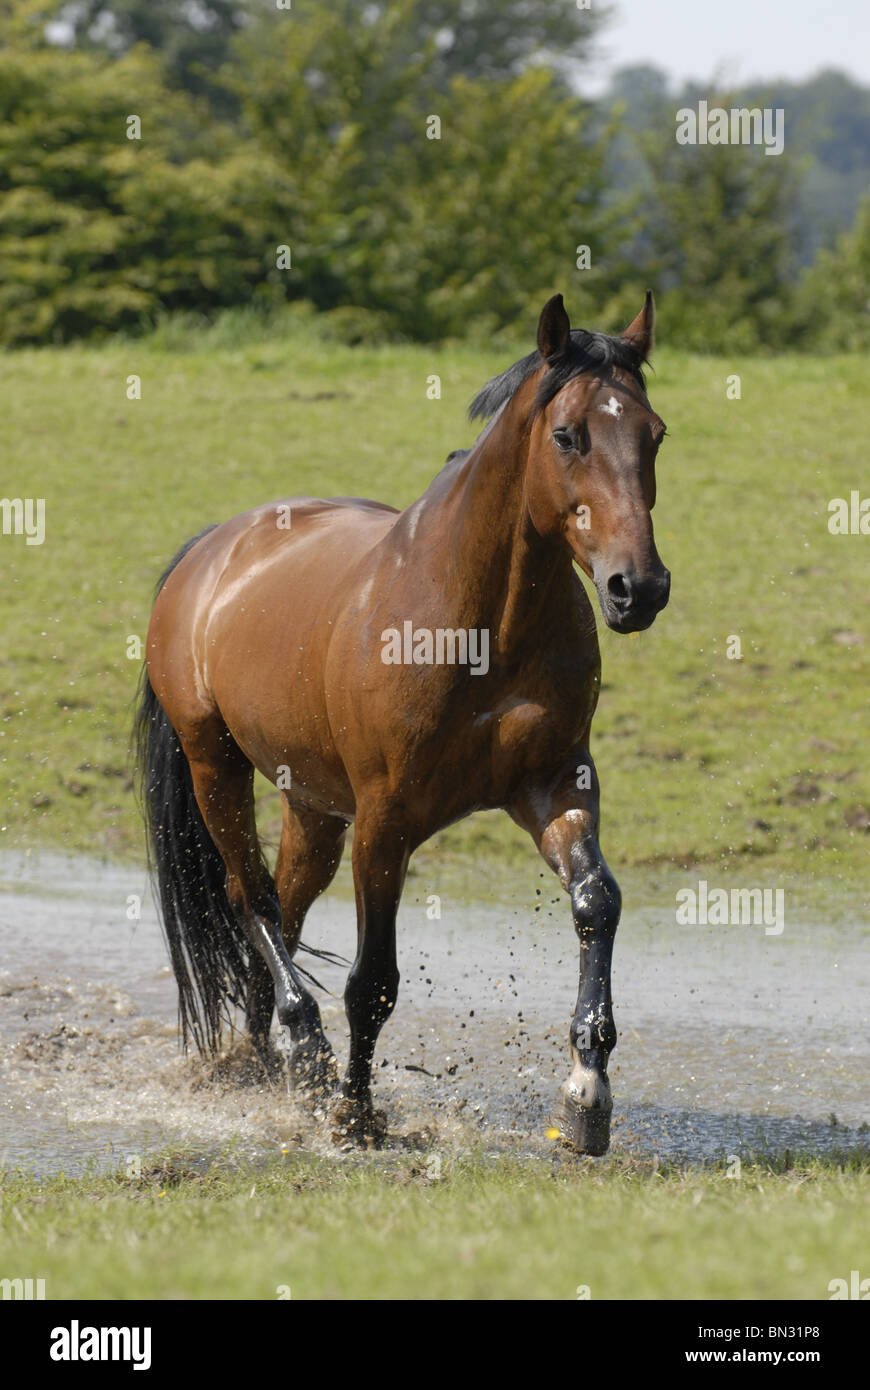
[269,800,348,1095]
[244,952,278,1070]
[181,724,334,1092]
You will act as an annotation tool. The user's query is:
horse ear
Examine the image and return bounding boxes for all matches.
[621,290,655,358]
[537,293,571,361]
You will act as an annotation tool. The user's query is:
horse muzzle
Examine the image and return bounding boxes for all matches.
[598,566,671,633]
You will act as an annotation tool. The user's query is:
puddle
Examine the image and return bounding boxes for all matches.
[0,851,867,1175]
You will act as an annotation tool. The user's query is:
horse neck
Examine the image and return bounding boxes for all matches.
[417,389,574,658]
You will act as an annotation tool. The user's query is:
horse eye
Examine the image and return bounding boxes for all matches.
[552,429,574,452]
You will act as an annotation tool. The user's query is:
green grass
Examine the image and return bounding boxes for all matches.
[0,317,867,911]
[2,1148,866,1300]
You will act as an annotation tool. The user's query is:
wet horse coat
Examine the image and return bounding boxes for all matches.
[136,293,670,1152]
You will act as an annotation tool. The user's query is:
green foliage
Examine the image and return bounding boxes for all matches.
[753,69,870,264]
[382,71,629,339]
[57,0,247,112]
[602,65,870,270]
[0,31,284,344]
[0,2,866,350]
[0,0,618,345]
[228,1,628,338]
[794,196,870,349]
[62,0,604,96]
[636,110,800,353]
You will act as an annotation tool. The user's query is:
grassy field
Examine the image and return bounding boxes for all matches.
[0,311,867,911]
[2,1147,867,1300]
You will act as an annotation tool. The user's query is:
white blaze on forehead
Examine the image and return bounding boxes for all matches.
[598,395,623,418]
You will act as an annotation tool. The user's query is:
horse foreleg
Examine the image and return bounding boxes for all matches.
[332,809,408,1144]
[512,754,620,1156]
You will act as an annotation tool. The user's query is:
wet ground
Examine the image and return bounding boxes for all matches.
[0,851,867,1175]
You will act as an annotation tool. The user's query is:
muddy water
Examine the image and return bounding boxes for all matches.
[0,851,867,1176]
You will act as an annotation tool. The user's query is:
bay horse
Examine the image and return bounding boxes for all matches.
[135,293,670,1154]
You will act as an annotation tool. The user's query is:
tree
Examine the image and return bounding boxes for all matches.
[638,101,801,352]
[0,19,282,344]
[795,196,870,351]
[229,0,623,338]
[55,0,248,112]
[59,0,607,90]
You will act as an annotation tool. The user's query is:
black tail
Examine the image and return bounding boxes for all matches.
[134,528,346,1056]
[134,527,251,1055]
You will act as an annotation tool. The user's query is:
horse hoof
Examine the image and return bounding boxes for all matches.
[330,1095,388,1148]
[251,1042,285,1083]
[288,1041,340,1100]
[550,1090,612,1156]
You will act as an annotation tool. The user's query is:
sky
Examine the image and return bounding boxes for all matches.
[584,0,870,93]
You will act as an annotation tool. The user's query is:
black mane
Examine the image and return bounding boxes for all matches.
[468,328,647,422]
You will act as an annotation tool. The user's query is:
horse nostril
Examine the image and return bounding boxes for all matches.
[607,573,630,604]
